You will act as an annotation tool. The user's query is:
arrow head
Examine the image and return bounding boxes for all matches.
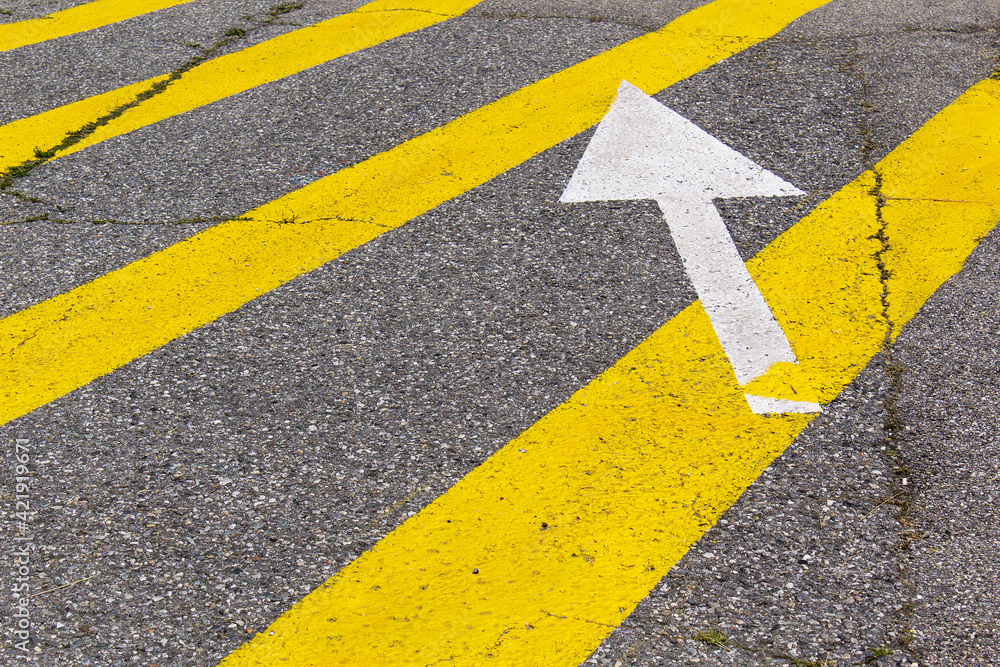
[560,80,804,204]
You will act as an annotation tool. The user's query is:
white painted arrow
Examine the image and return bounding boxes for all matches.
[561,80,819,415]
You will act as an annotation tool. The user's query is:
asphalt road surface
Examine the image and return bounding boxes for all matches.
[1,1,998,665]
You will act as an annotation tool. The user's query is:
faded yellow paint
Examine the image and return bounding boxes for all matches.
[0,0,192,53]
[0,0,831,428]
[220,79,1000,665]
[0,0,481,173]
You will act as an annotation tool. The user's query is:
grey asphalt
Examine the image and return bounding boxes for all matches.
[1,0,998,665]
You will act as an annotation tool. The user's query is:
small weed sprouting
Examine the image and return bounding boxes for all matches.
[884,400,900,432]
[872,646,894,658]
[271,2,304,16]
[883,362,906,433]
[1,213,50,226]
[694,628,729,649]
[1,164,33,187]
[9,190,44,204]
[790,659,827,667]
[224,27,247,37]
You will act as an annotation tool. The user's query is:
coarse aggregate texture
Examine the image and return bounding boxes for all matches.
[852,30,1000,163]
[0,218,215,318]
[587,354,908,667]
[1,11,649,318]
[0,131,699,665]
[293,0,386,24]
[476,0,708,30]
[584,3,1000,663]
[0,0,287,125]
[659,35,868,197]
[784,0,998,37]
[890,230,1000,664]
[0,0,372,319]
[0,190,52,229]
[14,14,646,222]
[0,0,98,22]
[587,229,1000,667]
[0,0,998,665]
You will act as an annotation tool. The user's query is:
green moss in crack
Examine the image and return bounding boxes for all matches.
[0,14,264,191]
[694,629,729,649]
[270,2,304,16]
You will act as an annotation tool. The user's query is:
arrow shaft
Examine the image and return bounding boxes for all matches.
[656,198,795,384]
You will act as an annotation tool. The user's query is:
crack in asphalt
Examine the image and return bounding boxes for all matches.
[476,11,659,33]
[0,2,307,195]
[0,213,239,227]
[541,610,618,628]
[845,42,924,664]
[2,9,994,222]
[357,7,458,19]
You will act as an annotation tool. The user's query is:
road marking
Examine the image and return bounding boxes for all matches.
[743,393,820,414]
[220,76,1000,666]
[0,0,483,174]
[0,0,832,430]
[0,77,172,170]
[560,80,817,414]
[0,0,193,53]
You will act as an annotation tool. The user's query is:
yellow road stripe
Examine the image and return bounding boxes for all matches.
[0,0,481,173]
[0,0,193,53]
[0,76,171,168]
[220,78,1000,666]
[0,0,830,428]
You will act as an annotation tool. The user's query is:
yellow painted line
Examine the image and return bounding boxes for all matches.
[0,0,830,427]
[0,76,172,169]
[0,0,482,173]
[0,0,193,53]
[220,78,1000,666]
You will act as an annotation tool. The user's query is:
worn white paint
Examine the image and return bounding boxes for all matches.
[561,80,818,414]
[743,394,822,415]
